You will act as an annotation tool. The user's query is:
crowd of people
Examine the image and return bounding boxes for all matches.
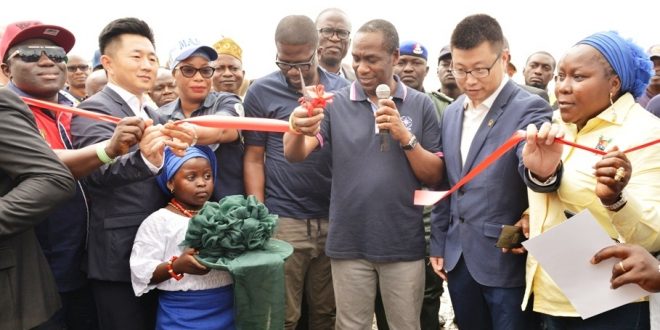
[1,7,660,330]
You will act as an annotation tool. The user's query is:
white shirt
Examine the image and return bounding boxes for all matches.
[460,76,509,165]
[106,82,161,173]
[130,208,233,296]
[106,82,151,120]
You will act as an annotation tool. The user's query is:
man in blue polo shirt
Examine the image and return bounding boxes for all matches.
[284,19,443,330]
[243,15,349,330]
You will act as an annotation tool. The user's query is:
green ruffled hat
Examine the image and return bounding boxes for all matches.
[182,195,292,330]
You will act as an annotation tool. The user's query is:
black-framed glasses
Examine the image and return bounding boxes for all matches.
[175,65,215,78]
[451,53,501,79]
[8,45,67,63]
[67,64,89,72]
[275,54,315,72]
[318,27,350,40]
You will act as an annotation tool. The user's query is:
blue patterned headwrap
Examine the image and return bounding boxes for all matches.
[577,31,653,98]
[157,146,217,198]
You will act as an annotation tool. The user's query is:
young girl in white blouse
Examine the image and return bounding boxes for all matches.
[130,146,235,330]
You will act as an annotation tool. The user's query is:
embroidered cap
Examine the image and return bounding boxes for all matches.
[213,37,243,62]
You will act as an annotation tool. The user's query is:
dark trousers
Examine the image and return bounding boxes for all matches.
[539,301,649,330]
[374,258,444,330]
[34,284,98,330]
[447,256,529,330]
[91,280,158,330]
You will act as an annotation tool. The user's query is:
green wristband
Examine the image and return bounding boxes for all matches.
[96,143,115,164]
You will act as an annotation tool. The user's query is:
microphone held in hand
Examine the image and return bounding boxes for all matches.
[376,84,391,152]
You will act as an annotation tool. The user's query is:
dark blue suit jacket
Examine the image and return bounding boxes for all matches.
[430,80,554,288]
[71,86,168,282]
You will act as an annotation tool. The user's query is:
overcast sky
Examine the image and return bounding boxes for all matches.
[1,0,657,90]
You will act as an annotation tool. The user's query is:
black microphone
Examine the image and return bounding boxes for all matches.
[376,84,391,152]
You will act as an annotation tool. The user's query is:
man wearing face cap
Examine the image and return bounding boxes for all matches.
[0,23,78,328]
[0,20,153,330]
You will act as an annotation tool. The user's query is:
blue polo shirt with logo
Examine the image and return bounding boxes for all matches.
[319,77,442,261]
[243,69,349,219]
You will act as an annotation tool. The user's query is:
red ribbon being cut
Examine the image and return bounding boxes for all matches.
[19,95,660,199]
[21,97,121,124]
[299,85,334,117]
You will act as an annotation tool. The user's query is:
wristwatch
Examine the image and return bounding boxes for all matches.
[602,193,627,211]
[401,134,418,150]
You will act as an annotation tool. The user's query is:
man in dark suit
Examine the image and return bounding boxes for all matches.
[71,18,191,330]
[429,14,556,330]
[0,87,76,329]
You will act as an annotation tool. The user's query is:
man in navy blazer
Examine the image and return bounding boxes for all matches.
[429,14,556,330]
[71,18,191,330]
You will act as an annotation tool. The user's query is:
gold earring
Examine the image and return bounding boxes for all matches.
[609,92,617,121]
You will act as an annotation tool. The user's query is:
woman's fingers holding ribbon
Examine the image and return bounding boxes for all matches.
[594,146,632,202]
[522,122,564,180]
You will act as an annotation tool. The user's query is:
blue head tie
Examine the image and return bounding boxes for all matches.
[577,31,652,98]
[157,146,217,198]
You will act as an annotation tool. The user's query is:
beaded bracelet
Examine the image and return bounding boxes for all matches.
[166,256,184,281]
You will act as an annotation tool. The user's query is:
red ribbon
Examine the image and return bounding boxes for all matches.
[180,115,293,133]
[21,97,121,124]
[414,131,660,206]
[298,85,334,117]
[414,131,525,205]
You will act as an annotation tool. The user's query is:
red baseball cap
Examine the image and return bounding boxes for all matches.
[0,21,75,63]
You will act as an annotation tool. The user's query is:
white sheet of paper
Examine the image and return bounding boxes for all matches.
[522,209,649,319]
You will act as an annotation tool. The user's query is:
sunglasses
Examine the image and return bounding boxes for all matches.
[67,64,89,72]
[8,45,68,63]
[175,65,215,78]
[275,54,315,72]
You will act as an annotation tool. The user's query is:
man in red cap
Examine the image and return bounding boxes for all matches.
[0,20,161,330]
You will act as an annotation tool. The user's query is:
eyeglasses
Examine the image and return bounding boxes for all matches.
[275,54,315,72]
[451,53,501,79]
[67,64,89,72]
[318,28,350,40]
[175,65,215,78]
[7,45,67,63]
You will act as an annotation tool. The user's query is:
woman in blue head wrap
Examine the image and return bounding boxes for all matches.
[130,146,236,330]
[521,31,660,328]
